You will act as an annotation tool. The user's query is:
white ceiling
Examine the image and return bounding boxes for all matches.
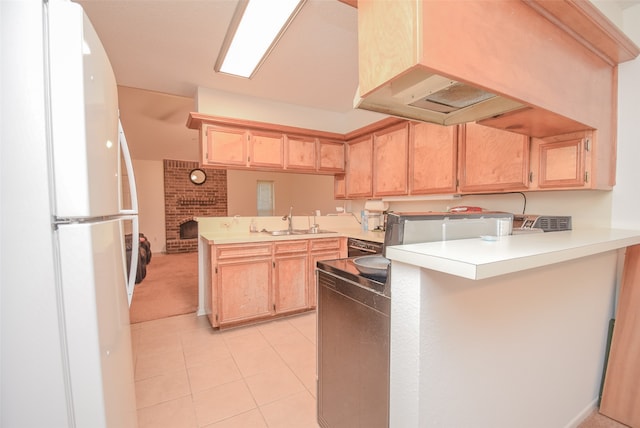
[76,0,359,161]
[75,0,639,162]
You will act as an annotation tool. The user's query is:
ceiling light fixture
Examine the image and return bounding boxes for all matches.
[215,0,306,79]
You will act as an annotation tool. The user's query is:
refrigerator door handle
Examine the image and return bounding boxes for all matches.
[118,118,138,215]
[118,117,139,305]
[125,214,139,306]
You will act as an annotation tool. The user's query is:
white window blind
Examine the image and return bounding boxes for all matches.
[257,181,274,216]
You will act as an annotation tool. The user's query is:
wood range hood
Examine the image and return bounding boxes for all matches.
[354,0,639,139]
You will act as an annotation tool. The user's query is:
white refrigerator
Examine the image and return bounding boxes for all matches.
[2,0,138,426]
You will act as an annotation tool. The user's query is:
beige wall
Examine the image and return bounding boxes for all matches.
[130,160,340,253]
[226,169,338,217]
[132,159,167,253]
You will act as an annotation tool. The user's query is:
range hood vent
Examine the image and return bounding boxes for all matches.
[355,68,525,126]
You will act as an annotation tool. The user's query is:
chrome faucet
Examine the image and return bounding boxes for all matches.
[282,206,293,232]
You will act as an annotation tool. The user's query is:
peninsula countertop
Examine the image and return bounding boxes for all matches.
[198,228,386,245]
[385,228,640,280]
[196,215,386,245]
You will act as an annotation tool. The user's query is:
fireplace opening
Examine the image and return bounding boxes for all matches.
[180,220,198,240]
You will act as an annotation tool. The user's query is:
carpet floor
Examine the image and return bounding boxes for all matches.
[128,251,198,324]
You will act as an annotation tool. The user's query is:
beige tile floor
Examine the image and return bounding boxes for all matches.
[130,311,320,428]
[130,310,623,428]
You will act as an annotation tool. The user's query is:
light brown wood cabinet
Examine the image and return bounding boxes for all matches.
[286,135,317,171]
[273,240,309,314]
[346,135,373,198]
[209,237,346,328]
[204,125,248,167]
[211,243,273,328]
[373,122,409,197]
[334,174,346,200]
[194,113,610,198]
[529,130,593,190]
[202,125,284,169]
[249,130,284,168]
[409,122,458,195]
[318,139,345,172]
[458,123,530,193]
[190,114,345,174]
[307,238,346,308]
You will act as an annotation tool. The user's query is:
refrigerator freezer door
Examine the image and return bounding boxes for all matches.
[47,2,121,218]
[56,220,137,427]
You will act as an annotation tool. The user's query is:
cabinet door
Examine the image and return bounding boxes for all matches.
[309,251,342,308]
[409,122,458,194]
[530,131,590,189]
[274,253,308,314]
[458,123,530,193]
[286,135,317,171]
[318,139,346,172]
[217,257,272,326]
[373,123,409,196]
[346,135,373,198]
[249,130,284,168]
[204,125,248,166]
[274,240,309,314]
[334,174,346,199]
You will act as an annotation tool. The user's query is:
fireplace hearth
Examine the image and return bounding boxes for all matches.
[164,160,227,253]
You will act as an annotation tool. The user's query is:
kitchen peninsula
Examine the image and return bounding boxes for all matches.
[196,215,383,328]
[385,228,640,427]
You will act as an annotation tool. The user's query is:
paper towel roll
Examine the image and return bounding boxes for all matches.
[364,200,389,212]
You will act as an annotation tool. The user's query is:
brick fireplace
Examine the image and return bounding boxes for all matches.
[164,160,227,253]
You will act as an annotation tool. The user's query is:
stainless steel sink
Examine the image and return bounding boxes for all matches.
[305,229,337,235]
[263,229,336,236]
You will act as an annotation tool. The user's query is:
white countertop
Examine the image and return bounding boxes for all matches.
[199,228,386,245]
[196,215,386,245]
[385,228,640,280]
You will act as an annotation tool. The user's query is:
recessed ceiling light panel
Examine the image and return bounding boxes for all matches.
[215,0,306,78]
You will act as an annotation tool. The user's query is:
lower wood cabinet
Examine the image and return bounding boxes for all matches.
[209,237,346,328]
[274,240,309,315]
[308,238,346,308]
[217,257,272,326]
[213,243,273,327]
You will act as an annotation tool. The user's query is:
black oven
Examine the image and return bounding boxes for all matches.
[347,237,383,257]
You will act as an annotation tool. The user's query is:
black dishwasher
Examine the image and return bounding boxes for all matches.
[316,259,390,428]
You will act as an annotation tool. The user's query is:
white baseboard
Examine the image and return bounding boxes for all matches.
[564,398,599,428]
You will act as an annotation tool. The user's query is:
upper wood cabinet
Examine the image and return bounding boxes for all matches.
[204,125,248,167]
[286,135,317,171]
[357,0,636,144]
[458,123,530,193]
[334,174,346,200]
[318,139,345,173]
[409,122,458,195]
[529,130,593,190]
[202,125,284,168]
[373,122,409,197]
[346,135,373,198]
[249,130,284,168]
[189,114,345,174]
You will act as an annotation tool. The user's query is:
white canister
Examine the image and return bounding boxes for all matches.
[497,217,512,236]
